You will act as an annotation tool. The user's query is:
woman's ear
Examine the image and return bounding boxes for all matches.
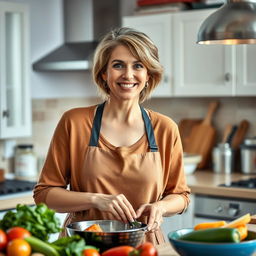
[102,72,107,81]
[146,72,150,81]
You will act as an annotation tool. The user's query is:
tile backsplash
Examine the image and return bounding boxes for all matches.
[1,97,255,174]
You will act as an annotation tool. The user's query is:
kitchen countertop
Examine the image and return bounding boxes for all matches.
[186,170,256,199]
[1,170,256,211]
[0,191,34,211]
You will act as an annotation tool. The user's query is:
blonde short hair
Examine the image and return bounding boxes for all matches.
[92,27,163,103]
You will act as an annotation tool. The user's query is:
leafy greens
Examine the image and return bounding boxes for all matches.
[0,203,62,241]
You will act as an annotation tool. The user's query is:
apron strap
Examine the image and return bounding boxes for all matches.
[140,106,158,152]
[89,102,158,152]
[89,102,106,147]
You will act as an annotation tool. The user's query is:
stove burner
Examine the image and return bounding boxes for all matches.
[220,177,256,189]
[0,179,36,195]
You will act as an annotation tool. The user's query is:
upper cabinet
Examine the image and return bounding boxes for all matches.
[172,9,236,97]
[236,45,256,95]
[122,9,256,97]
[0,2,31,139]
[122,13,173,97]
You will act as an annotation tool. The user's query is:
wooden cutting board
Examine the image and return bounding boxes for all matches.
[184,101,219,169]
[178,119,202,148]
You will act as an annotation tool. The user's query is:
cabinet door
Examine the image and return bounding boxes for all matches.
[236,45,256,95]
[122,14,173,97]
[0,2,31,139]
[173,9,235,96]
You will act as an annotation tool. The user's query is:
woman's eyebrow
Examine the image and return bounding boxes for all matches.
[111,59,141,64]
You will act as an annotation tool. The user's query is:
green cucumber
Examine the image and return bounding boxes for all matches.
[25,236,60,256]
[179,228,240,243]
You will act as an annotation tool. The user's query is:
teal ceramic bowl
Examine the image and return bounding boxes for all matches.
[168,228,256,256]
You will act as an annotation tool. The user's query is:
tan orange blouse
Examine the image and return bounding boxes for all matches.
[33,104,190,243]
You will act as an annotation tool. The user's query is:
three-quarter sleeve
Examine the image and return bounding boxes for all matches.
[151,111,191,210]
[163,124,191,209]
[33,112,71,204]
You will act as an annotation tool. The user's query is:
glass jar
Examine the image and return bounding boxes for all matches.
[15,144,37,180]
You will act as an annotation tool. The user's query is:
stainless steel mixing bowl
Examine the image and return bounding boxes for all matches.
[66,220,148,252]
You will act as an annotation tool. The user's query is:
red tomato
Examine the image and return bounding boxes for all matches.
[83,248,100,256]
[0,229,7,251]
[137,242,158,256]
[6,227,31,241]
[7,238,31,256]
[102,245,135,256]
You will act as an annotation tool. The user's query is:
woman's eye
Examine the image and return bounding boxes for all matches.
[113,63,123,68]
[134,63,144,69]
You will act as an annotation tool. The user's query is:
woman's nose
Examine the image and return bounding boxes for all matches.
[123,66,134,79]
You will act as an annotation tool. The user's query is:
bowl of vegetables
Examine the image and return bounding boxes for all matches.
[168,214,256,256]
[66,220,148,252]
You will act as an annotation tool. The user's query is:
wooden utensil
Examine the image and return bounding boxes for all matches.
[178,119,202,148]
[232,120,250,150]
[222,124,233,143]
[0,168,5,182]
[184,101,219,169]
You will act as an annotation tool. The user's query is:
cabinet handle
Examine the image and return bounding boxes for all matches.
[164,75,168,83]
[2,110,10,118]
[224,73,231,82]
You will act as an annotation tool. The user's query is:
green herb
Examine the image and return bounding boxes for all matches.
[129,220,142,228]
[0,203,62,241]
[51,235,97,256]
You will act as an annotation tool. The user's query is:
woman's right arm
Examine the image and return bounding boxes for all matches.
[45,188,137,223]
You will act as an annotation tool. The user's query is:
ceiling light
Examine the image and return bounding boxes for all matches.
[197,0,256,45]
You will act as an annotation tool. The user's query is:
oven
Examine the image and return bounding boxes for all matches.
[194,194,256,225]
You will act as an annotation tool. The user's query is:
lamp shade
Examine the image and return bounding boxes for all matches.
[197,0,256,44]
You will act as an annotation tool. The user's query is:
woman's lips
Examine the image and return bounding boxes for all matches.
[118,83,137,88]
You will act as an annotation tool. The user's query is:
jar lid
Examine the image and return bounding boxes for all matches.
[217,143,231,149]
[16,144,34,149]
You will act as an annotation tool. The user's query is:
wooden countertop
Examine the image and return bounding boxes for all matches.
[186,170,256,199]
[0,192,35,211]
[0,170,255,211]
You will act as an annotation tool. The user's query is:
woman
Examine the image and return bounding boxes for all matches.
[33,27,190,244]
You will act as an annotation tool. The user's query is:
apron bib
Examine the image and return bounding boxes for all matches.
[64,102,166,244]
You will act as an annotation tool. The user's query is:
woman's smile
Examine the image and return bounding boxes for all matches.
[118,83,138,89]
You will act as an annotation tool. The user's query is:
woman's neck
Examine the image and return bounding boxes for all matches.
[104,99,142,124]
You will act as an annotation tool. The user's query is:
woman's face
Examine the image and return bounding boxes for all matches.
[102,44,149,103]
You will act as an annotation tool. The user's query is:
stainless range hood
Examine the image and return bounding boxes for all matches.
[33,0,120,71]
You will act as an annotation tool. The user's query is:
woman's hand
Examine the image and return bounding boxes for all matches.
[92,193,137,223]
[136,202,166,232]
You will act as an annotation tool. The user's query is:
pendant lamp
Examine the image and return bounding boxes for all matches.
[197,0,256,44]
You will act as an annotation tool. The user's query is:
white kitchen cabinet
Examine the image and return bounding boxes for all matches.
[0,2,31,139]
[172,9,236,97]
[122,13,173,97]
[235,45,256,95]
